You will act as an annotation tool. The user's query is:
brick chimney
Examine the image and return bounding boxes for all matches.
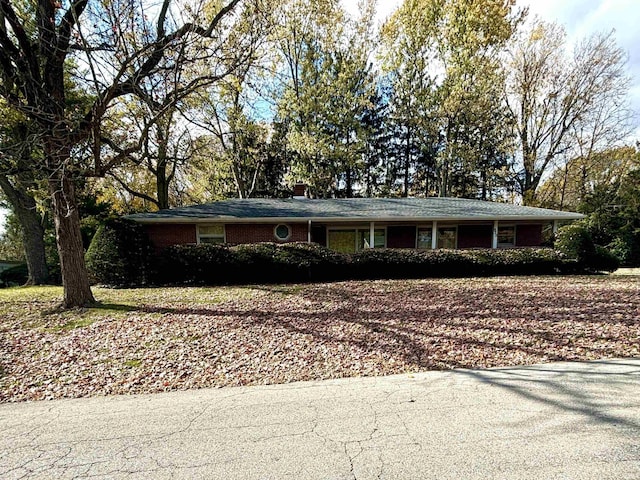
[293,182,306,199]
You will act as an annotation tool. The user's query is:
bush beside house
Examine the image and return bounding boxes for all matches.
[555,222,620,273]
[85,219,154,286]
[0,262,28,287]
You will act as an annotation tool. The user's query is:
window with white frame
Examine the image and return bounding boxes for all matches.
[327,228,385,253]
[358,229,385,249]
[417,227,433,249]
[497,225,516,247]
[437,226,457,249]
[197,224,225,244]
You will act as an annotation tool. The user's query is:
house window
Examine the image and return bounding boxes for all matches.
[437,227,457,249]
[274,224,292,241]
[498,225,516,247]
[328,229,357,253]
[197,224,225,244]
[358,229,385,249]
[327,228,386,253]
[417,227,433,249]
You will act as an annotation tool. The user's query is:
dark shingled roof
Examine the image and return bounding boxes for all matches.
[127,198,584,223]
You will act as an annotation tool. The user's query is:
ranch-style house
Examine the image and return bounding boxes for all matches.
[127,195,583,254]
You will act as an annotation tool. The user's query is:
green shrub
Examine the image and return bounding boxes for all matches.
[85,219,153,286]
[555,223,596,264]
[157,243,234,285]
[608,231,640,267]
[158,242,347,285]
[233,242,347,283]
[0,263,28,287]
[351,248,571,278]
[555,222,620,272]
[589,245,620,273]
[154,243,573,286]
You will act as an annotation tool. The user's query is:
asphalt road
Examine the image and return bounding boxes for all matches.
[1,359,639,479]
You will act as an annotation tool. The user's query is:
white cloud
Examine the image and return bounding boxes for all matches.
[341,0,400,24]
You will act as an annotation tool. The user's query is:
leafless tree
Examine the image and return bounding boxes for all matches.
[504,20,631,205]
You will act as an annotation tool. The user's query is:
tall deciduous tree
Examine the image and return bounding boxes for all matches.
[537,145,640,211]
[0,0,246,306]
[104,0,271,209]
[0,103,48,284]
[504,20,631,205]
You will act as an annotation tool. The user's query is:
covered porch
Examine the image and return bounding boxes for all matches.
[309,220,556,254]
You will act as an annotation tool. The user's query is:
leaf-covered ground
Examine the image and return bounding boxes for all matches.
[1,276,639,403]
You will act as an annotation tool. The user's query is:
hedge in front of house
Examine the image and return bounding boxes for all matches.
[85,218,154,286]
[158,242,348,285]
[351,247,572,279]
[151,244,573,286]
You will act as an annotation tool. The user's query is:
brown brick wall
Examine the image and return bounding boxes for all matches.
[145,224,197,250]
[225,223,308,244]
[458,224,492,249]
[516,224,543,247]
[387,226,417,248]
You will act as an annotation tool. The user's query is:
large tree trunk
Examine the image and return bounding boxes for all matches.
[0,174,49,284]
[48,171,95,308]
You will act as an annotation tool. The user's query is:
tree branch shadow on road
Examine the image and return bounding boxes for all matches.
[451,361,640,431]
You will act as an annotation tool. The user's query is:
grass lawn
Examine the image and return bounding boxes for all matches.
[1,276,639,402]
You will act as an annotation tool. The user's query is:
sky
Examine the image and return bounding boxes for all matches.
[1,0,638,237]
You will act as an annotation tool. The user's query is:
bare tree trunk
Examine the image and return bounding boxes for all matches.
[0,174,49,284]
[48,169,95,307]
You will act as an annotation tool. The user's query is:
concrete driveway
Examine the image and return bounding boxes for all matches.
[1,359,639,479]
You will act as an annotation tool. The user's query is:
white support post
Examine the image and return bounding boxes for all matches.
[308,220,312,243]
[492,220,499,249]
[369,222,375,249]
[553,220,559,235]
[431,221,438,249]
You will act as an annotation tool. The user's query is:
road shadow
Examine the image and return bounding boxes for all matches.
[452,360,640,431]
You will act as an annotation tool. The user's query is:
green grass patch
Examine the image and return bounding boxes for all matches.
[124,359,142,368]
[53,318,96,332]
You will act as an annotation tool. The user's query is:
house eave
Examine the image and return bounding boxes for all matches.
[131,214,585,224]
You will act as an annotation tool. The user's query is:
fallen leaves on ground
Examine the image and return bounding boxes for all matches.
[1,276,639,402]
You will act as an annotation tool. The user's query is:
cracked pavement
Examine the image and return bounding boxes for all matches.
[1,358,639,479]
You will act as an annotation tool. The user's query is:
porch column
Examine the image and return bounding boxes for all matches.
[431,221,438,249]
[369,222,375,249]
[492,220,499,249]
[552,220,559,235]
[308,220,312,243]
